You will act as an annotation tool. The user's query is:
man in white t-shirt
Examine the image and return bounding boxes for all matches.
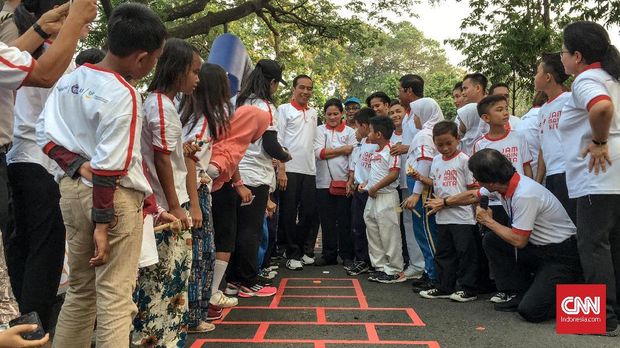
[457,73,487,156]
[426,149,581,322]
[277,75,320,270]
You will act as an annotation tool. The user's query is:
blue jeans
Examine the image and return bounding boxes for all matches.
[407,176,438,281]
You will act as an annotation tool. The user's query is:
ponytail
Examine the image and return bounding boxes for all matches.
[602,44,620,80]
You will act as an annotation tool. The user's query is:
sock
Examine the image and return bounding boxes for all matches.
[211,259,228,296]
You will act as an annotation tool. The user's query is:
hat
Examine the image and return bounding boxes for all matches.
[344,97,361,106]
[256,59,287,86]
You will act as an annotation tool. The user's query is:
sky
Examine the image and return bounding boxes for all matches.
[336,0,620,68]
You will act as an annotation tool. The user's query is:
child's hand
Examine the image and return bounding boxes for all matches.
[266,198,277,218]
[189,203,203,229]
[346,180,355,197]
[357,182,367,193]
[183,136,202,157]
[0,324,49,347]
[156,211,177,225]
[403,195,418,210]
[78,161,93,181]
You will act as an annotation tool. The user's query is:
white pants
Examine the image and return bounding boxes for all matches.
[401,188,425,272]
[363,191,404,275]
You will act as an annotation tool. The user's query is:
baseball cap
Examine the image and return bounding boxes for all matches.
[344,97,361,106]
[256,59,288,86]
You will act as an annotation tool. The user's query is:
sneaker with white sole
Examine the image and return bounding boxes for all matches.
[347,261,370,276]
[286,259,304,270]
[206,303,223,321]
[209,290,238,308]
[259,268,277,279]
[403,265,424,280]
[490,292,508,303]
[450,290,478,302]
[265,264,279,272]
[188,321,215,333]
[224,282,241,296]
[301,254,315,265]
[419,288,452,299]
[375,272,407,284]
[238,283,277,298]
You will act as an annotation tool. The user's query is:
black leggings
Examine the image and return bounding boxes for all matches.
[211,183,238,253]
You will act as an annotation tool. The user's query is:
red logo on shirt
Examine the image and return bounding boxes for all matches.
[500,146,519,163]
[548,111,561,130]
[556,284,606,334]
[361,152,373,169]
[442,169,458,187]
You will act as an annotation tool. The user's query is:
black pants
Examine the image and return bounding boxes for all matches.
[211,182,238,253]
[0,152,13,239]
[351,189,369,263]
[278,173,318,260]
[435,224,479,293]
[228,185,269,285]
[576,194,620,331]
[545,173,577,224]
[478,205,511,291]
[6,163,65,330]
[397,188,409,265]
[483,233,581,322]
[316,189,353,262]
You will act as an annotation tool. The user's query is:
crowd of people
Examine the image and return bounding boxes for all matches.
[0,0,619,347]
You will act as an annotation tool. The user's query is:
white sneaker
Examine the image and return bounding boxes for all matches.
[301,254,315,265]
[490,292,508,303]
[209,290,238,308]
[403,265,424,280]
[286,259,304,270]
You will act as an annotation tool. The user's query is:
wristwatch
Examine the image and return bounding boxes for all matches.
[32,22,51,40]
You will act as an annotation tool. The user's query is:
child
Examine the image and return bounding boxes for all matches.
[133,38,201,344]
[36,4,166,347]
[346,108,378,276]
[365,91,391,117]
[361,116,405,283]
[413,121,480,302]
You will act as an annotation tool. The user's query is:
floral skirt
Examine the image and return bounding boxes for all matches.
[132,204,192,348]
[0,235,19,324]
[188,186,216,326]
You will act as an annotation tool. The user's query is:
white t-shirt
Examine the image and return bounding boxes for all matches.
[277,102,318,175]
[366,143,400,194]
[0,42,34,90]
[479,173,576,246]
[559,65,620,198]
[182,114,213,191]
[142,92,189,209]
[515,107,541,177]
[350,138,379,185]
[390,130,407,188]
[36,64,151,195]
[430,152,476,225]
[539,92,572,176]
[315,122,357,189]
[401,110,418,189]
[473,131,532,175]
[456,103,481,156]
[238,98,278,188]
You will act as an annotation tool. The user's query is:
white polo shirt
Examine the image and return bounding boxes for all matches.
[559,63,620,198]
[456,103,481,156]
[539,92,571,176]
[142,92,189,209]
[430,151,476,225]
[401,109,418,189]
[350,137,379,185]
[515,107,541,177]
[182,114,213,191]
[277,101,318,175]
[0,41,34,90]
[479,173,576,246]
[238,98,278,189]
[36,63,151,195]
[366,143,400,194]
[315,122,357,189]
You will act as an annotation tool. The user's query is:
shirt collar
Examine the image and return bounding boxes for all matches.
[291,100,309,111]
[442,150,460,161]
[503,172,520,199]
[326,121,346,132]
[583,62,602,72]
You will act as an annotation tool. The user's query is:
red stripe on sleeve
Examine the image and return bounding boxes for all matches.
[113,75,139,174]
[587,95,611,112]
[319,149,326,160]
[157,93,168,151]
[511,228,532,236]
[0,54,33,72]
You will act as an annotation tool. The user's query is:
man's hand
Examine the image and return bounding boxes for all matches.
[367,185,377,198]
[424,195,445,215]
[582,143,611,175]
[0,324,49,348]
[235,185,252,203]
[66,0,98,25]
[475,206,494,227]
[169,206,190,230]
[266,198,277,218]
[189,203,203,229]
[90,223,110,267]
[37,3,69,35]
[78,161,93,181]
[346,179,355,197]
[277,171,288,191]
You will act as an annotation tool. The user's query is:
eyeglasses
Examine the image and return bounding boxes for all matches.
[345,105,360,111]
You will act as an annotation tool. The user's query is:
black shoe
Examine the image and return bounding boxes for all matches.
[342,259,355,270]
[410,273,430,287]
[314,257,338,266]
[368,271,387,282]
[412,280,438,293]
[494,293,522,312]
[347,261,370,276]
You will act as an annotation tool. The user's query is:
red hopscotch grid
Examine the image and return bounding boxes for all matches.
[192,277,438,347]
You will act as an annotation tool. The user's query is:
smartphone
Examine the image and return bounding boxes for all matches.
[8,312,46,340]
[240,195,255,207]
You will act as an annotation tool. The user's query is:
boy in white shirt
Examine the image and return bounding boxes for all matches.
[412,121,480,302]
[361,116,405,283]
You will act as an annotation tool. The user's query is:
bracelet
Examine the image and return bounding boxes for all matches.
[32,22,51,40]
[443,197,449,207]
[592,139,608,146]
[232,179,244,187]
